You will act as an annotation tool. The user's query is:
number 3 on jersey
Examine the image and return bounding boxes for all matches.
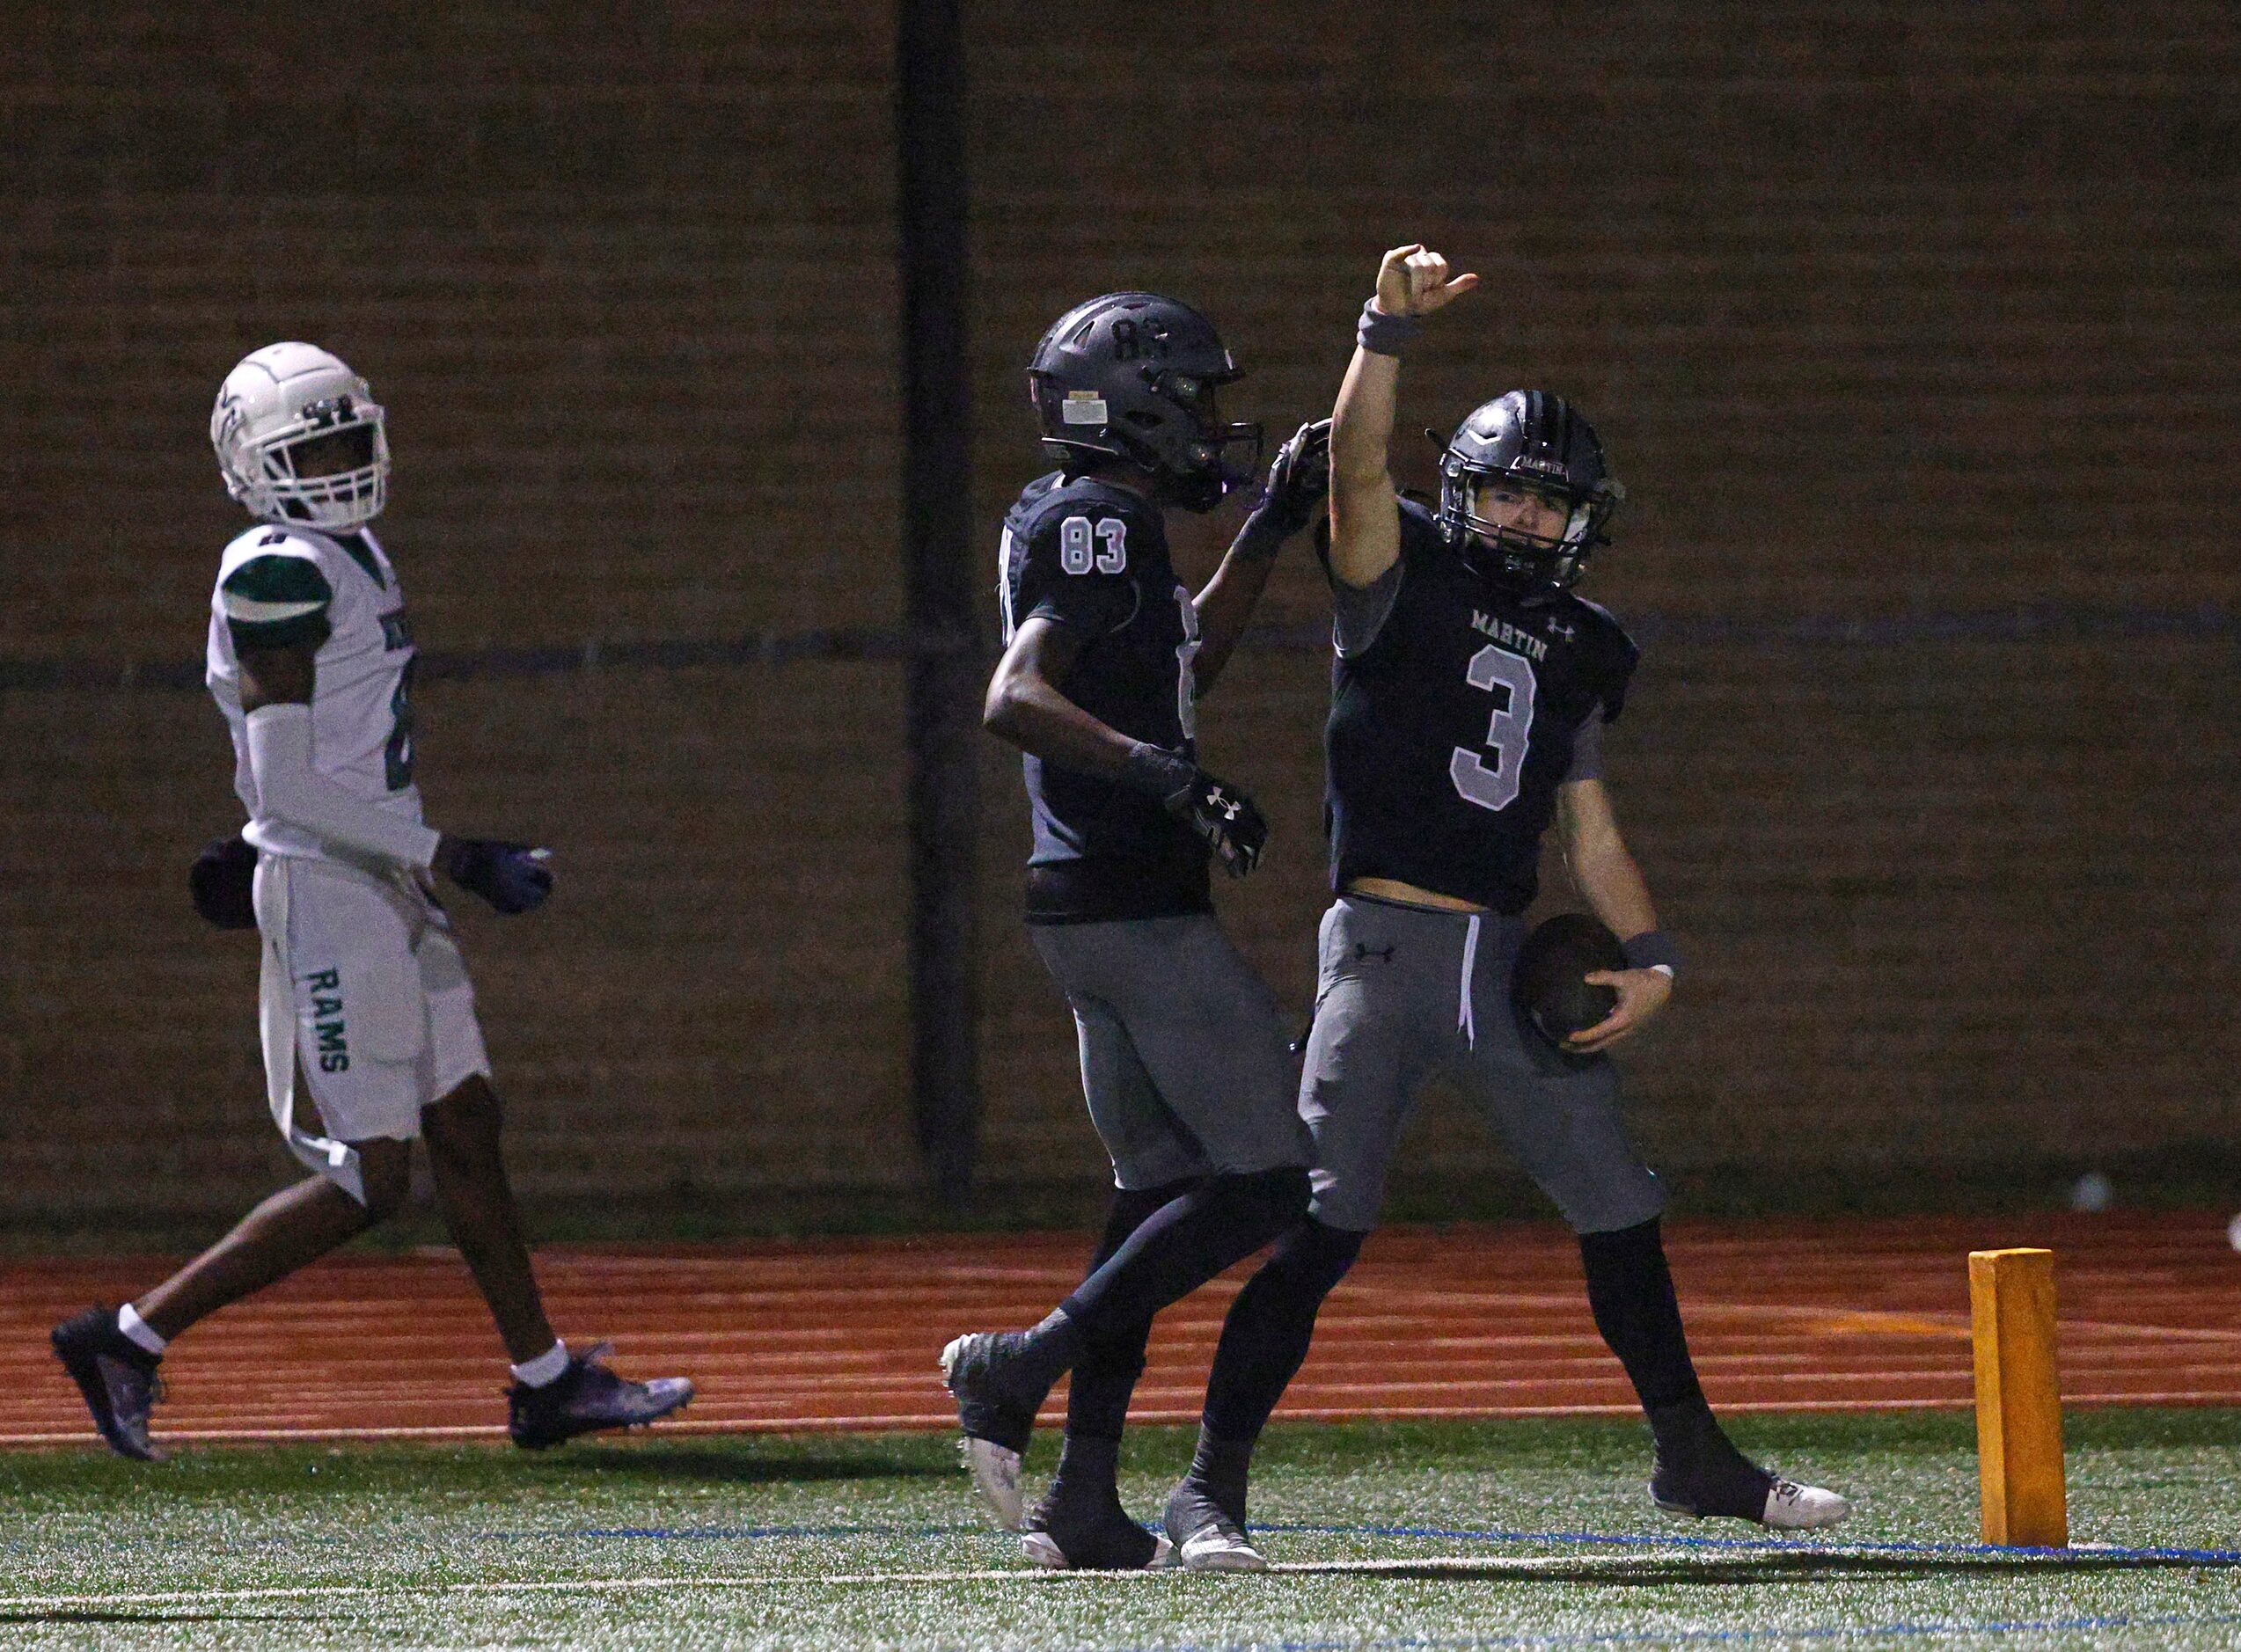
[1449,643,1536,812]
[1058,515,1126,575]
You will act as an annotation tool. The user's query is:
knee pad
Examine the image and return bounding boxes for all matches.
[1269,1217,1365,1299]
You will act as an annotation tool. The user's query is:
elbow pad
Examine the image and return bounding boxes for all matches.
[245,704,441,870]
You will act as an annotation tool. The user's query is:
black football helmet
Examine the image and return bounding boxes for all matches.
[1028,292,1263,512]
[1437,390,1623,597]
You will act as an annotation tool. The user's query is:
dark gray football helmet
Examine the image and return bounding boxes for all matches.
[1028,292,1263,512]
[1437,390,1623,596]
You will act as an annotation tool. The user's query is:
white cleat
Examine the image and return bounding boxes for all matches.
[957,1436,1026,1531]
[1021,1529,1177,1571]
[1164,1479,1268,1571]
[1761,1476,1853,1531]
[1175,1518,1269,1572]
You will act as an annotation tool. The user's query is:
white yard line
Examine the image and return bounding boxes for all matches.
[0,1556,1606,1612]
[10,1540,2225,1616]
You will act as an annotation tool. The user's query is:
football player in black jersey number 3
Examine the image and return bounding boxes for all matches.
[941,294,1328,1572]
[1181,247,1852,1544]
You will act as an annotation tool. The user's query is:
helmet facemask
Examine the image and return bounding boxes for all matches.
[1132,369,1261,511]
[1433,389,1623,600]
[216,380,390,531]
[1442,464,1620,599]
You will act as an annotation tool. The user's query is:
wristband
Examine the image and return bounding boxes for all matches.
[1621,930,1681,974]
[1123,742,1197,800]
[1357,299,1422,357]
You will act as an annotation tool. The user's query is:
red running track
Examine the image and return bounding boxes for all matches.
[4,1212,2239,1450]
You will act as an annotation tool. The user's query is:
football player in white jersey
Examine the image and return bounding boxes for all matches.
[51,343,693,1460]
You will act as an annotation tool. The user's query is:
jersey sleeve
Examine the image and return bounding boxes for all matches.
[1329,558,1402,658]
[220,550,334,653]
[1563,708,1605,781]
[1313,506,1417,660]
[1573,598,1641,722]
[1017,506,1146,638]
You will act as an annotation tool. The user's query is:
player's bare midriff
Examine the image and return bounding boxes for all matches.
[1343,875,1487,914]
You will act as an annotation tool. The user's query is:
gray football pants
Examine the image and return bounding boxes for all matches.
[1300,895,1666,1236]
[1029,914,1315,1190]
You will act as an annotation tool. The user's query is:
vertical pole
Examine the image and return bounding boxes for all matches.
[1968,1247,2068,1546]
[897,0,980,1204]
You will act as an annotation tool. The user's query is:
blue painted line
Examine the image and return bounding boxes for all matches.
[1249,601,2241,656]
[1256,1522,2241,1566]
[5,603,2230,694]
[469,1515,2241,1569]
[473,1521,975,1544]
[1106,1609,2241,1649]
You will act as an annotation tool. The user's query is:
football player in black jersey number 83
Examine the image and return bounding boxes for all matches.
[1175,247,1853,1543]
[940,294,1327,1571]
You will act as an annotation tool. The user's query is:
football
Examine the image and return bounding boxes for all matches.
[1509,911,1628,1049]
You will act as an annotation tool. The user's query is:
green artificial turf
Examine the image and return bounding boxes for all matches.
[4,1410,2241,1648]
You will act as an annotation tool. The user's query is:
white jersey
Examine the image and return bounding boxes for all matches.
[206,523,427,866]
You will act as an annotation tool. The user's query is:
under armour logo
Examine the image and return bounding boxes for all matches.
[1206,786,1241,821]
[1354,942,1396,962]
[1547,619,1576,642]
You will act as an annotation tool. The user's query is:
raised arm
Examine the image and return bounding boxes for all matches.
[1190,420,1331,694]
[1328,245,1479,588]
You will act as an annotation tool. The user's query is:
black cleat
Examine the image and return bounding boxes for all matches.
[939,1332,1046,1457]
[507,1343,693,1450]
[1650,1431,1853,1531]
[1652,1449,1851,1530]
[1163,1479,1267,1572]
[1021,1486,1175,1571]
[51,1305,165,1462]
[1650,1439,1772,1519]
[940,1333,1053,1529]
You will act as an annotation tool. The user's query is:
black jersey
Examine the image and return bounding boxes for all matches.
[1325,496,1638,914]
[999,472,1212,924]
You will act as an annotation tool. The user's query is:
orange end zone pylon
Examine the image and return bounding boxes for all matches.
[1968,1246,2068,1547]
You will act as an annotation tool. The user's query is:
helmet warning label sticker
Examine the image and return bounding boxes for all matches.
[1061,391,1109,424]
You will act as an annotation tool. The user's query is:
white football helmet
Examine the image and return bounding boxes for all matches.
[211,342,390,530]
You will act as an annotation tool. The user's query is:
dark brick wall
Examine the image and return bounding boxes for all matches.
[3,2,2236,1223]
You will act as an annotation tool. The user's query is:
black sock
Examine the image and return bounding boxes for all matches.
[1644,1399,1769,1515]
[1044,1431,1122,1510]
[1013,1307,1088,1393]
[1033,1431,1160,1568]
[1578,1217,1742,1466]
[1063,1181,1193,1445]
[1057,1166,1309,1343]
[1181,1425,1256,1530]
[1201,1217,1365,1444]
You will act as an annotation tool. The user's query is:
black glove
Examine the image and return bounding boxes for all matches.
[438,837,553,915]
[1254,419,1333,538]
[1126,745,1269,879]
[189,833,259,930]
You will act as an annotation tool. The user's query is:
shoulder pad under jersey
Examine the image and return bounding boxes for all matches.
[1566,596,1641,721]
[219,530,335,653]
